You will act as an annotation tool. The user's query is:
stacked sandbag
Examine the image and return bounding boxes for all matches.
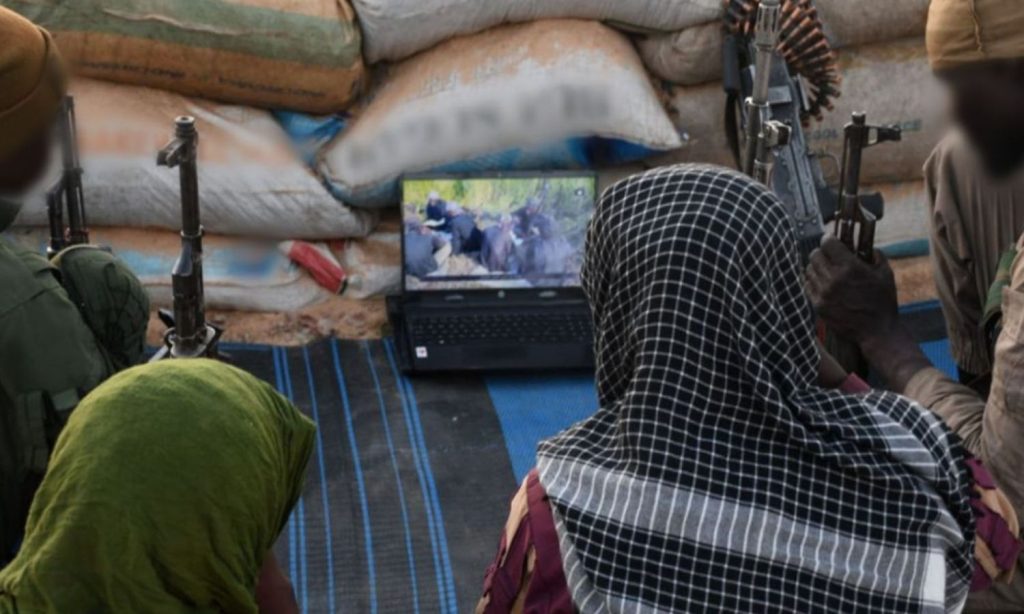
[636,0,930,85]
[335,232,402,299]
[13,79,378,240]
[1,0,365,113]
[318,20,682,208]
[354,0,721,63]
[3,228,327,312]
[657,38,944,186]
[872,181,930,250]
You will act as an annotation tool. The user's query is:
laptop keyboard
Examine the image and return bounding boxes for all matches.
[410,311,593,345]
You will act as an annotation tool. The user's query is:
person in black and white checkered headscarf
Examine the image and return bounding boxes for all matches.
[529,165,976,613]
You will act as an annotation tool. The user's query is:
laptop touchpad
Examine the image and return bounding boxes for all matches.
[465,345,528,362]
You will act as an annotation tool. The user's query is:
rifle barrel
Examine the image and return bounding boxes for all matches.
[174,118,201,239]
[751,0,781,107]
[157,116,210,358]
[61,96,89,245]
[742,0,782,178]
[45,183,64,258]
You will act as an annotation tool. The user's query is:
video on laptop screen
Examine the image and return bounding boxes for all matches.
[402,176,597,291]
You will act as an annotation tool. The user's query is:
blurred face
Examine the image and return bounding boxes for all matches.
[0,129,52,194]
[941,60,1024,177]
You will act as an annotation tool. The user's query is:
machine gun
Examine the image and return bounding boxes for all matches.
[45,96,89,258]
[724,0,900,374]
[150,116,223,360]
[723,1,839,262]
[723,0,901,263]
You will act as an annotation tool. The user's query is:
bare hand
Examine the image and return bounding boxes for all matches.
[806,237,899,345]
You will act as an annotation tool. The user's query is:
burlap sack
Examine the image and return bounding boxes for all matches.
[14,79,377,239]
[320,20,681,208]
[871,181,930,249]
[1,0,365,113]
[638,0,930,85]
[657,38,944,186]
[928,0,1024,70]
[4,227,327,312]
[354,0,721,63]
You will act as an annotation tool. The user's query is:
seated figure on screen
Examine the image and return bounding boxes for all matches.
[446,203,484,257]
[403,219,450,278]
[423,191,450,233]
[516,211,571,277]
[481,214,516,273]
[512,197,541,240]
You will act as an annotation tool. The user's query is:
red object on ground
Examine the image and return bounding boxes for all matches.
[479,469,573,613]
[280,240,348,294]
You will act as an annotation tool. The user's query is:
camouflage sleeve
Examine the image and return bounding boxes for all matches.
[0,244,109,469]
[905,248,1024,523]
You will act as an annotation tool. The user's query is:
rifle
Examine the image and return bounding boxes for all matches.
[835,113,902,262]
[150,116,223,360]
[724,6,840,262]
[46,96,89,258]
[825,113,902,373]
[723,0,899,374]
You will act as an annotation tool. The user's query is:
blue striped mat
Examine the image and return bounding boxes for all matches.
[226,301,954,613]
[231,339,564,614]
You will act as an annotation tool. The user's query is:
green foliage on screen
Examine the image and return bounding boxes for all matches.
[403,177,595,247]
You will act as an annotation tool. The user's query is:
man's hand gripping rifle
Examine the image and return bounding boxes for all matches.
[46,96,89,258]
[150,117,223,361]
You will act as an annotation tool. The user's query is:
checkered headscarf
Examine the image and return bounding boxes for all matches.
[537,165,974,613]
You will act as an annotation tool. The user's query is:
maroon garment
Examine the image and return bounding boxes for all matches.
[839,373,872,394]
[968,457,1023,592]
[479,470,573,614]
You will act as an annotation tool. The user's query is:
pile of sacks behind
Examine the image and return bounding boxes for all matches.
[0,0,938,309]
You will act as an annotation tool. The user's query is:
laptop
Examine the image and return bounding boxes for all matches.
[388,172,597,373]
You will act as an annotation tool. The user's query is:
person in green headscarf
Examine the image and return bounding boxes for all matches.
[0,5,150,564]
[0,359,315,613]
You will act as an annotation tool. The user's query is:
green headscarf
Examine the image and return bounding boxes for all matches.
[0,359,315,613]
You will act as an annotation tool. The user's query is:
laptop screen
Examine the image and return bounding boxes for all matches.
[401,175,597,291]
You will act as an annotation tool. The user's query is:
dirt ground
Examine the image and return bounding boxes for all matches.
[148,254,939,348]
[146,296,389,347]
